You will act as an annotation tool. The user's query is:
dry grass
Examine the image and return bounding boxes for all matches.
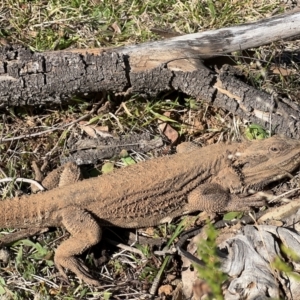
[0,0,299,298]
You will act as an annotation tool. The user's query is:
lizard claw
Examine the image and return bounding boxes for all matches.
[55,256,100,286]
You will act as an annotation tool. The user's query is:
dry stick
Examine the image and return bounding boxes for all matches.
[31,274,60,289]
[45,123,75,157]
[1,11,300,104]
[258,198,300,224]
[1,12,300,139]
[248,188,300,203]
[0,178,45,191]
[0,105,101,193]
[117,10,300,71]
[105,238,146,259]
[0,105,99,142]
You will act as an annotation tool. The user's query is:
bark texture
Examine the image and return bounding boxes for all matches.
[0,45,128,106]
[1,11,300,138]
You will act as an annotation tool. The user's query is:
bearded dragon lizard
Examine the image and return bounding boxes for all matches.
[0,135,300,285]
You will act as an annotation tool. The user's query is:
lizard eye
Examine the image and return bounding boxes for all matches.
[269,146,280,153]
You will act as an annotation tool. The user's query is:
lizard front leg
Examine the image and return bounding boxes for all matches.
[187,183,265,213]
[54,206,102,285]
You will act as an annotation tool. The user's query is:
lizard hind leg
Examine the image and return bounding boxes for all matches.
[54,207,102,285]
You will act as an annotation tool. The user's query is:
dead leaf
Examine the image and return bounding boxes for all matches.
[158,284,173,296]
[270,66,295,76]
[110,22,121,34]
[143,227,156,237]
[26,116,37,127]
[80,124,97,138]
[158,111,179,143]
[0,38,9,45]
[79,123,110,138]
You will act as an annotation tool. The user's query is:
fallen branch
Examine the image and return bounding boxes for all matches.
[0,11,300,137]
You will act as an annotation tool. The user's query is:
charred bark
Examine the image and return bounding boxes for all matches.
[0,11,300,137]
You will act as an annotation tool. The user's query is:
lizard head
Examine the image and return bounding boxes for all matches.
[231,135,300,190]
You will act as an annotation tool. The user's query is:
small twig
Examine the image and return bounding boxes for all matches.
[0,178,45,191]
[176,227,206,266]
[105,238,146,259]
[0,105,99,142]
[31,274,59,289]
[45,123,75,157]
[108,112,124,132]
[120,102,133,117]
[31,16,106,27]
[154,248,177,256]
[258,197,300,223]
[267,188,300,203]
[249,188,300,204]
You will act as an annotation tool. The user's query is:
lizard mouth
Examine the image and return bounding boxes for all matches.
[229,136,300,191]
[242,152,300,189]
[230,149,300,192]
[232,155,269,170]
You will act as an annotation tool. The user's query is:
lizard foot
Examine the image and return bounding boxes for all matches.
[54,206,103,285]
[55,256,100,286]
[225,196,266,212]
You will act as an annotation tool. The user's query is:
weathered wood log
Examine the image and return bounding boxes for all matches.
[70,9,300,72]
[181,224,300,299]
[0,11,300,137]
[222,225,300,299]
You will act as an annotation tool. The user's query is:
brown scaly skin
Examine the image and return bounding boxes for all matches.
[0,135,300,285]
